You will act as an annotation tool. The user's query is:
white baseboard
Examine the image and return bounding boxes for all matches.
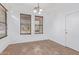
[9,39,48,45]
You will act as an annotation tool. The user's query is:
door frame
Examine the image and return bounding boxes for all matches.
[65,10,79,47]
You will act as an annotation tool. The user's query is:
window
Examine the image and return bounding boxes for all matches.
[0,4,7,39]
[20,14,31,35]
[35,16,43,34]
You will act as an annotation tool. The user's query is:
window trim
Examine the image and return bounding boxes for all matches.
[35,16,43,34]
[0,4,7,39]
[20,13,31,35]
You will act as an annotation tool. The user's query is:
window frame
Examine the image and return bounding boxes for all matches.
[0,3,7,39]
[20,13,31,35]
[35,16,43,34]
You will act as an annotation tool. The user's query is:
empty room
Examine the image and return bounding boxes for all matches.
[0,3,79,55]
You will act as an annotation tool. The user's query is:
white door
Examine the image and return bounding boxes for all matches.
[66,11,79,51]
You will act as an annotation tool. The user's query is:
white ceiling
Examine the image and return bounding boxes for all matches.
[3,3,55,9]
[2,3,79,14]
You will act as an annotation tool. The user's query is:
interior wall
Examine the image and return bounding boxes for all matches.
[2,3,52,44]
[0,37,9,53]
[50,12,65,46]
[50,3,79,51]
[66,11,79,51]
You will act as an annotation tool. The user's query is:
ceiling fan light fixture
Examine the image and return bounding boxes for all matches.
[33,9,37,13]
[38,12,41,14]
[39,8,43,12]
[33,3,43,14]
